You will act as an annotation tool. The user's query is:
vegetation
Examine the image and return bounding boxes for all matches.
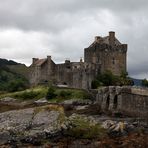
[0,58,19,66]
[0,58,29,92]
[142,79,148,87]
[0,85,91,101]
[46,85,57,100]
[91,70,133,89]
[65,115,106,139]
[0,67,29,92]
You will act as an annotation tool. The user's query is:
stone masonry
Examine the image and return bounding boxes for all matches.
[93,86,148,118]
[29,32,127,89]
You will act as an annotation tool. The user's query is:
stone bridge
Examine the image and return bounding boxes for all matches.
[91,86,148,118]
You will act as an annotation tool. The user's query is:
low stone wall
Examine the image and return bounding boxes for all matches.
[92,86,148,118]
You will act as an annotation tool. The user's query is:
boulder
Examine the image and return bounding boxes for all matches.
[0,105,67,145]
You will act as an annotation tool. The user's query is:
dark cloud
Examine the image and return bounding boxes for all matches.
[0,0,148,78]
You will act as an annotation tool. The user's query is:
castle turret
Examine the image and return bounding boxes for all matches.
[109,31,115,47]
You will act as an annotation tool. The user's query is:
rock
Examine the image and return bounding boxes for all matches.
[102,120,116,129]
[101,120,134,137]
[0,97,18,104]
[62,99,92,105]
[34,98,48,104]
[0,97,17,102]
[0,105,67,145]
[0,131,11,145]
[75,105,89,110]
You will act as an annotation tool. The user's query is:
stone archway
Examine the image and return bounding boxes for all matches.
[113,95,118,110]
[105,95,110,110]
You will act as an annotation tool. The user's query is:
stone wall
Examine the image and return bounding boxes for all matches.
[93,86,148,118]
[56,62,98,89]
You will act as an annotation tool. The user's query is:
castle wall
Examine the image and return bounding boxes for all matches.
[29,32,127,89]
[100,49,127,75]
[56,63,73,86]
[56,62,97,89]
[93,86,148,118]
[30,57,57,85]
[84,44,127,76]
[30,66,41,85]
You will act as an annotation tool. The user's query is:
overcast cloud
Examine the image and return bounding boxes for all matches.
[0,0,148,79]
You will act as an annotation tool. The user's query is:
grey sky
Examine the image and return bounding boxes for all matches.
[0,0,148,79]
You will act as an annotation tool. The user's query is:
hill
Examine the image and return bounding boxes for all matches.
[0,58,29,92]
[0,58,22,66]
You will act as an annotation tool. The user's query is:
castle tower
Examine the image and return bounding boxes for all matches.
[84,31,127,75]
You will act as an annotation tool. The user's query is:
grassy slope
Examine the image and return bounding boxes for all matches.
[0,86,91,102]
[7,64,29,79]
[0,58,29,92]
[0,67,29,91]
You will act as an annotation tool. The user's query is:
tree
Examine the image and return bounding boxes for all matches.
[142,79,148,87]
[91,70,133,89]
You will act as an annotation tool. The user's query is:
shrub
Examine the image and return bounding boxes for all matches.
[7,79,28,92]
[58,90,72,98]
[142,79,148,87]
[91,70,133,88]
[46,85,57,100]
[0,67,29,92]
[65,116,106,139]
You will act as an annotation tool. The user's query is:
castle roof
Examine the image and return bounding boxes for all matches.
[103,36,121,45]
[34,59,47,66]
[89,36,121,48]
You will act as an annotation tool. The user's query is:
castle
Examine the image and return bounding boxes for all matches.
[29,32,127,89]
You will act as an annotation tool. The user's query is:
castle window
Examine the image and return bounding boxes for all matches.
[112,58,115,65]
[66,66,70,69]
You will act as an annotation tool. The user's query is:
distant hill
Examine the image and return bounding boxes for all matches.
[0,58,29,79]
[0,58,29,92]
[131,78,143,87]
[0,58,20,66]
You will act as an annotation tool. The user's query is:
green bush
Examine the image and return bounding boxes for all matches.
[46,85,57,100]
[7,79,28,92]
[91,70,133,88]
[58,90,72,98]
[142,79,148,87]
[0,67,29,92]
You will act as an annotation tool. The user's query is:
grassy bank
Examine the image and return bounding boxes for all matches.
[0,86,91,102]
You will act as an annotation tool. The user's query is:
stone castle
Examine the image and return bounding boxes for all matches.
[29,32,127,89]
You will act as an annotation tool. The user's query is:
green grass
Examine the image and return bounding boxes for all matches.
[0,86,47,100]
[0,85,91,102]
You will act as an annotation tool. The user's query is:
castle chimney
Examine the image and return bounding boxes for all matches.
[95,36,102,43]
[65,59,70,63]
[47,55,51,60]
[32,58,38,64]
[109,31,115,47]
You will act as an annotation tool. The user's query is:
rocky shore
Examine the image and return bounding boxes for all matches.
[0,97,148,147]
